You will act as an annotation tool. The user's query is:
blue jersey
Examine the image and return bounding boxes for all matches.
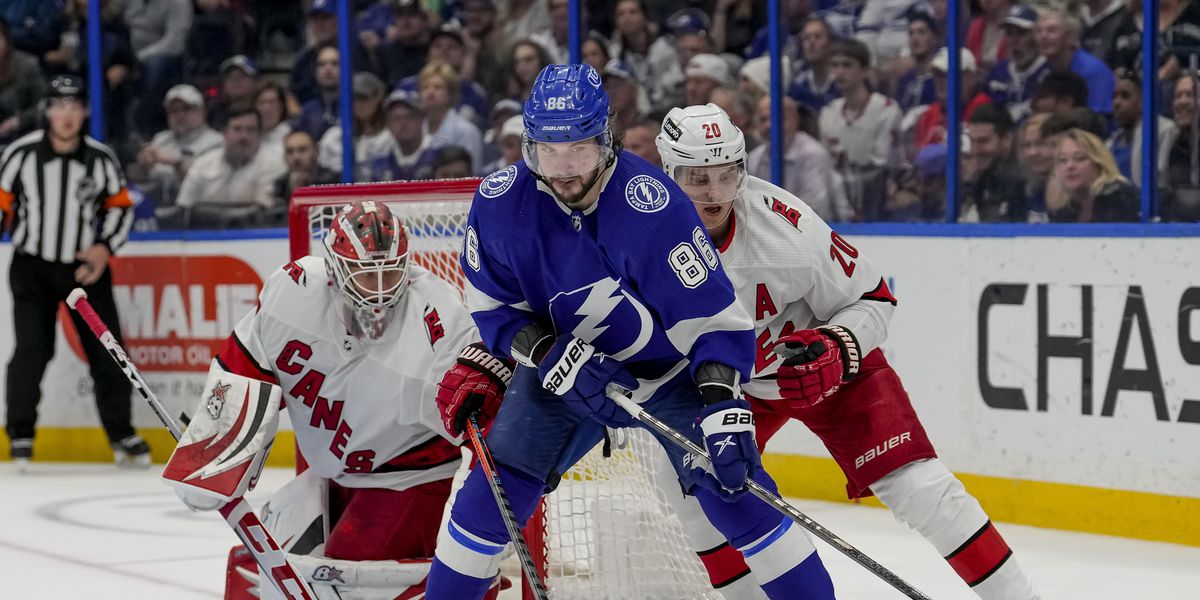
[461,152,754,385]
[985,57,1050,122]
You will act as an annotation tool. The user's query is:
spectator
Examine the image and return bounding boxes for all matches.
[966,0,1014,69]
[208,56,261,131]
[684,54,734,108]
[960,103,1029,221]
[1107,69,1178,186]
[609,0,678,99]
[290,0,373,105]
[894,12,940,111]
[420,62,483,171]
[531,0,572,64]
[174,106,287,228]
[377,0,431,89]
[623,119,662,168]
[365,89,440,182]
[984,5,1050,122]
[1019,112,1053,217]
[318,72,393,177]
[45,0,136,147]
[604,61,649,134]
[130,84,222,207]
[1047,128,1139,221]
[480,114,523,174]
[1030,69,1091,117]
[498,0,552,46]
[1080,0,1136,67]
[123,0,192,138]
[653,10,715,113]
[393,25,490,127]
[461,0,507,102]
[1041,107,1111,142]
[256,82,293,162]
[738,54,790,107]
[0,20,45,145]
[912,48,990,152]
[856,0,922,63]
[751,95,853,221]
[507,39,553,100]
[480,97,523,167]
[1162,74,1200,221]
[273,130,338,210]
[819,39,903,220]
[0,1,64,57]
[184,0,257,76]
[580,32,612,75]
[709,0,758,54]
[433,145,474,179]
[1035,10,1115,114]
[744,0,810,60]
[708,86,755,151]
[789,17,840,113]
[293,44,341,142]
[1113,0,1200,81]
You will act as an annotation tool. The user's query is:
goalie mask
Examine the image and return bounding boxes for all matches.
[323,201,409,342]
[656,104,748,233]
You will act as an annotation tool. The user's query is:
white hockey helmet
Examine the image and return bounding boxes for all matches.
[322,201,410,342]
[655,103,747,183]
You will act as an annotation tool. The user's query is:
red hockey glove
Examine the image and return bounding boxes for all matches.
[774,325,861,408]
[436,343,514,436]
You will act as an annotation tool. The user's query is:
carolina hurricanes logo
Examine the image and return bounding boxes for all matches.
[312,565,346,583]
[549,278,653,361]
[206,382,231,419]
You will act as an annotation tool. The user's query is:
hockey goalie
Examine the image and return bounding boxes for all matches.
[161,202,511,599]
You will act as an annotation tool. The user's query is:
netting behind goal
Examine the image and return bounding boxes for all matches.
[288,180,720,600]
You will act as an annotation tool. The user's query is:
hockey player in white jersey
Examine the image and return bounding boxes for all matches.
[162,202,508,600]
[656,104,1042,600]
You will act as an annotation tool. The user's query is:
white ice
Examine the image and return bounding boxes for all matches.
[1,463,1197,599]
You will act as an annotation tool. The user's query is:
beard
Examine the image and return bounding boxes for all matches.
[548,168,603,209]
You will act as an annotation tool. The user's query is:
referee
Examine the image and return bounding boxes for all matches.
[1,75,150,470]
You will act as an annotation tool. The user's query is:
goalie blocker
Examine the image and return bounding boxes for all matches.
[163,361,281,511]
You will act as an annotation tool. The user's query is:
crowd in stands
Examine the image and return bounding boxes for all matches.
[0,0,1198,229]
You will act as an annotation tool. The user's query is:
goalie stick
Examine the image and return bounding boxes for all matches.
[606,388,933,600]
[464,414,550,600]
[67,288,318,600]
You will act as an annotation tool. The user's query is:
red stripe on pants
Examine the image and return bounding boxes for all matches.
[697,542,752,588]
[945,521,1013,587]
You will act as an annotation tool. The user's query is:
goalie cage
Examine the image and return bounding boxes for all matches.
[289,179,724,600]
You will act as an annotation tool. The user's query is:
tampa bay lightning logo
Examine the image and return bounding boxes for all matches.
[550,278,653,361]
[625,175,669,213]
[587,67,602,89]
[479,166,518,198]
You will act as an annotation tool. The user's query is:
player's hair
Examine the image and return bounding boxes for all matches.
[829,38,872,68]
[1033,70,1089,107]
[967,102,1015,138]
[418,61,462,107]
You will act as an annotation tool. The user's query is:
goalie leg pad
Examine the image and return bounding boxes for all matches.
[871,458,1040,598]
[243,552,431,600]
[163,360,282,510]
[260,469,329,555]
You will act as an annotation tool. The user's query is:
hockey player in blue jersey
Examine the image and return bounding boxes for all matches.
[424,63,837,599]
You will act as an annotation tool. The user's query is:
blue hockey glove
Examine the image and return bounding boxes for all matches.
[538,336,639,428]
[693,398,760,499]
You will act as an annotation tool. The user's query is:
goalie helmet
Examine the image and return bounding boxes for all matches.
[323,201,409,342]
[655,104,748,231]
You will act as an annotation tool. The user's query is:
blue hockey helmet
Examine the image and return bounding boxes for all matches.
[522,64,610,143]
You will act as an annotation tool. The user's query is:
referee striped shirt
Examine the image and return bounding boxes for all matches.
[0,130,134,263]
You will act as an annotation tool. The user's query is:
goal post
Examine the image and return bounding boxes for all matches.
[288,179,721,600]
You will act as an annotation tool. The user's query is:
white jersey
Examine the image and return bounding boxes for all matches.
[224,255,477,491]
[719,177,897,401]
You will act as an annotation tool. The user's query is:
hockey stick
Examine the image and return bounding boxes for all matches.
[67,289,318,600]
[464,414,550,600]
[606,389,933,600]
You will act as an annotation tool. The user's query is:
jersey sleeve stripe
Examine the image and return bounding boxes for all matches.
[217,334,277,384]
[664,299,752,356]
[463,277,530,313]
[860,277,898,305]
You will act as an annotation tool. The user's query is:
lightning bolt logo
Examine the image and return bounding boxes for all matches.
[713,435,737,457]
[573,278,623,342]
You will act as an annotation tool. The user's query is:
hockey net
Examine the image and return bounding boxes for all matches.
[288,180,721,600]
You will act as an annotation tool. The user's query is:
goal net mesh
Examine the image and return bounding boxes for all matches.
[289,180,720,600]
